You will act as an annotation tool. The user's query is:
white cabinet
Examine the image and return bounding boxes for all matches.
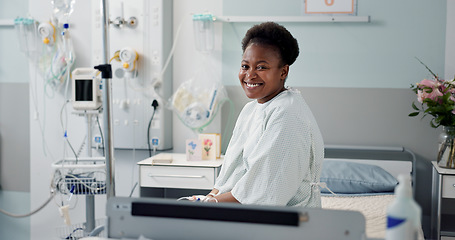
[138,153,223,197]
[140,165,216,190]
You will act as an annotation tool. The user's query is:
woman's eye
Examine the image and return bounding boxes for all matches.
[257,65,267,70]
[241,65,249,70]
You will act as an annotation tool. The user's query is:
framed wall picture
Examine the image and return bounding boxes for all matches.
[304,0,357,15]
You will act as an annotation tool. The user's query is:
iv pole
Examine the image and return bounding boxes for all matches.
[99,0,115,200]
[83,0,115,234]
[79,0,114,234]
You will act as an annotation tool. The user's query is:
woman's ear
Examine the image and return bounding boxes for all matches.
[281,65,289,81]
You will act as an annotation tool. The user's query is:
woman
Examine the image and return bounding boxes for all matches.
[205,22,324,207]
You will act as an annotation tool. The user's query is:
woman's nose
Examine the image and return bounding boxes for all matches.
[246,69,256,79]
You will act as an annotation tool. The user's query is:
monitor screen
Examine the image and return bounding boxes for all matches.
[75,79,93,101]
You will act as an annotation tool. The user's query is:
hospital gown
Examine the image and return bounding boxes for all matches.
[213,88,324,207]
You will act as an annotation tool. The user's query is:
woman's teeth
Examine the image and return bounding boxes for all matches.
[246,83,260,88]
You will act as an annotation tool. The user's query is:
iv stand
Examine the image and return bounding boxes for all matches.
[85,113,96,233]
[85,0,116,233]
[81,0,114,235]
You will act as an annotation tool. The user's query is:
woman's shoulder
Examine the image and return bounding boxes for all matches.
[268,88,306,110]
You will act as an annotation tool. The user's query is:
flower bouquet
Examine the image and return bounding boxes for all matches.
[409,59,455,168]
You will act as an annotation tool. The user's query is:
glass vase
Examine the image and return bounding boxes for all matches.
[437,126,455,168]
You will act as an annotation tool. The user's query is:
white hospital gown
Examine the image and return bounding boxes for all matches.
[213,88,324,207]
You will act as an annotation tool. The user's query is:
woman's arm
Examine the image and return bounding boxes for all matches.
[212,192,240,203]
[206,189,239,203]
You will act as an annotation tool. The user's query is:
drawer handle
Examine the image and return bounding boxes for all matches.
[148,174,205,179]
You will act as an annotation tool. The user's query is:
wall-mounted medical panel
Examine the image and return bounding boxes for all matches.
[91,0,173,150]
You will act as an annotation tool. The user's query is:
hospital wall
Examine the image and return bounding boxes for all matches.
[0,0,453,239]
[0,1,31,239]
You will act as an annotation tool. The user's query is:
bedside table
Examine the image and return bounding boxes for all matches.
[432,161,455,240]
[137,153,223,198]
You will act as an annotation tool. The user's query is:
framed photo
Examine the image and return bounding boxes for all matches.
[304,0,357,15]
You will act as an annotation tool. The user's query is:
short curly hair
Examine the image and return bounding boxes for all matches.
[241,22,299,66]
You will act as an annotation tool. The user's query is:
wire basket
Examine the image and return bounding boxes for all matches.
[56,218,107,239]
[52,157,107,195]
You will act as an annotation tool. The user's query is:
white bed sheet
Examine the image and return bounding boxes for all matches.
[321,194,395,239]
[322,194,425,240]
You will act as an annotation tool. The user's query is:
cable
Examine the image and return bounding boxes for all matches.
[88,225,105,237]
[76,135,87,158]
[59,100,78,161]
[147,100,159,157]
[109,50,120,63]
[129,182,138,197]
[65,227,84,240]
[96,115,105,156]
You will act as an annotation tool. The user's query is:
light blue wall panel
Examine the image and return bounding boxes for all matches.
[222,0,447,88]
[0,0,30,83]
[0,191,30,240]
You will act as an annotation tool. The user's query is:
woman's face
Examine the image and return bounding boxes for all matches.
[239,43,289,104]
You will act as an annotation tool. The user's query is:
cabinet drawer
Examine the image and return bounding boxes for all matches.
[442,175,455,198]
[140,166,215,190]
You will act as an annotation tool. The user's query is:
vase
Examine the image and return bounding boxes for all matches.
[437,126,455,168]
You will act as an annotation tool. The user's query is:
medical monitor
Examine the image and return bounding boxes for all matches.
[72,68,101,110]
[107,197,366,240]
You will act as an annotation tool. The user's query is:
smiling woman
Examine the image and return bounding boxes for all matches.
[195,22,325,207]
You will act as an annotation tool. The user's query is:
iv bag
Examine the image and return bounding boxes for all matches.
[192,13,215,53]
[14,17,39,57]
[168,77,228,132]
[51,0,75,24]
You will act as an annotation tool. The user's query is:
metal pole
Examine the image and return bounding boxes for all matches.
[85,113,95,233]
[100,0,115,198]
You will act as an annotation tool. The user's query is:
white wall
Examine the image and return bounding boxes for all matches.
[172,0,223,153]
[446,0,455,80]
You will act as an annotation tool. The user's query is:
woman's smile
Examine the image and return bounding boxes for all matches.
[245,82,263,89]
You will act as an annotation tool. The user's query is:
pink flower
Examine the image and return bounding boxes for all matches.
[203,139,213,156]
[417,79,438,88]
[416,78,444,103]
[409,59,455,127]
[203,139,212,146]
[417,90,425,103]
[428,88,444,103]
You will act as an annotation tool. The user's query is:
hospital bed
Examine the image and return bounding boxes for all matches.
[81,145,417,240]
[83,196,369,240]
[320,145,418,239]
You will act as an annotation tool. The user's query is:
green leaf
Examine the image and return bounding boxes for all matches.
[409,112,420,117]
[411,102,420,111]
[430,121,439,128]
